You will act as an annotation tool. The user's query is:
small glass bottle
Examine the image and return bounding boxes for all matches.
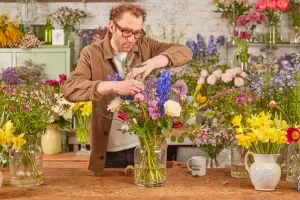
[43,17,54,45]
[231,143,249,178]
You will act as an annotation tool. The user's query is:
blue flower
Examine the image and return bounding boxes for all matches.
[186,40,200,58]
[216,36,225,46]
[156,70,172,115]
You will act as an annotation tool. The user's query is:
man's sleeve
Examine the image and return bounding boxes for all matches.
[63,47,102,102]
[146,37,193,66]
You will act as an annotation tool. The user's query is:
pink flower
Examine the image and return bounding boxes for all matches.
[134,93,144,102]
[236,15,249,27]
[248,12,261,24]
[233,29,239,37]
[239,31,246,39]
[277,0,290,11]
[260,14,268,23]
[245,32,252,40]
[59,74,67,85]
[269,100,277,107]
[118,112,130,121]
[267,0,278,10]
[286,127,300,143]
[256,0,267,11]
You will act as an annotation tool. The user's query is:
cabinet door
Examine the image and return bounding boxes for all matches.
[0,53,14,69]
[16,51,69,79]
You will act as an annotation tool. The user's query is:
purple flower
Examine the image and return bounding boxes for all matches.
[206,35,217,57]
[156,70,172,115]
[171,80,188,101]
[216,36,225,46]
[143,75,157,102]
[186,40,200,58]
[148,100,161,120]
[1,67,21,85]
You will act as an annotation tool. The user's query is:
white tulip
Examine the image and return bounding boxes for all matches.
[200,70,209,78]
[212,69,222,79]
[197,76,206,85]
[234,77,244,87]
[221,73,233,83]
[207,75,217,85]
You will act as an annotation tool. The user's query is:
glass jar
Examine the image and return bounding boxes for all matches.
[286,144,300,183]
[231,144,249,178]
[268,21,281,44]
[293,26,300,44]
[9,135,43,187]
[134,138,167,187]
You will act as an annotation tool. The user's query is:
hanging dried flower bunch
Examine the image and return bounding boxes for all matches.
[0,13,23,48]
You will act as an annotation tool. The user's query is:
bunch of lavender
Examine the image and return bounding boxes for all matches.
[1,67,21,85]
[186,34,225,73]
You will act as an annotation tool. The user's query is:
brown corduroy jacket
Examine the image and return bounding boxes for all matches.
[63,32,192,174]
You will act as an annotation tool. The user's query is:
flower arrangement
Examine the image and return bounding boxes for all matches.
[0,13,23,48]
[72,101,92,143]
[256,0,290,24]
[108,69,185,186]
[0,119,25,168]
[213,0,252,25]
[1,60,46,87]
[194,125,235,167]
[232,111,289,154]
[210,88,259,126]
[235,11,267,40]
[49,6,87,32]
[186,34,225,72]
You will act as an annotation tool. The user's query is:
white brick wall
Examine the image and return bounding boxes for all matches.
[0,0,293,65]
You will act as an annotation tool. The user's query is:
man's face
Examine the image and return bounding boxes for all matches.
[110,12,144,52]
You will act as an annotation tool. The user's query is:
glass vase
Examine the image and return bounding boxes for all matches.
[231,144,248,178]
[207,152,220,168]
[293,26,300,44]
[268,22,281,44]
[286,144,300,183]
[134,137,167,187]
[75,119,90,156]
[9,135,43,187]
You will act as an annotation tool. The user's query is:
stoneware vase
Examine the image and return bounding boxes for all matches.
[41,124,61,155]
[245,151,281,191]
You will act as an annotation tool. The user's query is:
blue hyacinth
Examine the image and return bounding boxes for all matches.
[156,70,172,115]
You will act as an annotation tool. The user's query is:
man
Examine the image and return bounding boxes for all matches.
[63,2,192,175]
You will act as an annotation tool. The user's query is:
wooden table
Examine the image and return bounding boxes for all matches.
[0,162,298,200]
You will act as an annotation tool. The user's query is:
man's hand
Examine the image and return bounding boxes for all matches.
[127,55,169,80]
[112,79,144,96]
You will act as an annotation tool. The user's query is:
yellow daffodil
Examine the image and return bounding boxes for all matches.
[246,132,259,144]
[195,85,202,92]
[232,114,242,127]
[80,104,92,116]
[3,120,15,137]
[235,127,243,134]
[72,102,81,111]
[11,133,26,150]
[0,128,10,147]
[235,134,251,149]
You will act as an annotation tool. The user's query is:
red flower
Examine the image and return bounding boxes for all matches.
[256,0,267,11]
[286,127,300,143]
[172,120,183,128]
[44,79,59,87]
[59,74,67,85]
[118,112,130,121]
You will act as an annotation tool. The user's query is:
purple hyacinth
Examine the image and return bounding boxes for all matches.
[1,67,21,85]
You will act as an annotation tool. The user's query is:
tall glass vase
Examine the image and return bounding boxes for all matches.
[9,135,43,187]
[268,21,281,44]
[134,137,167,187]
[75,119,90,156]
[293,26,300,44]
[231,144,248,178]
[207,152,220,168]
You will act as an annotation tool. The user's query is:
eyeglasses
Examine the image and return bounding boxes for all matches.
[114,22,145,39]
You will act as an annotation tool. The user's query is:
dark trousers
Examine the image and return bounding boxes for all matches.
[105,148,135,168]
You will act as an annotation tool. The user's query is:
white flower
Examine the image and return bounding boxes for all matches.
[107,97,123,112]
[225,69,236,78]
[234,77,244,87]
[207,75,217,85]
[200,70,208,77]
[212,69,222,79]
[121,124,130,131]
[197,76,205,85]
[132,118,137,124]
[164,100,182,117]
[233,67,242,75]
[240,71,248,78]
[221,73,233,83]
